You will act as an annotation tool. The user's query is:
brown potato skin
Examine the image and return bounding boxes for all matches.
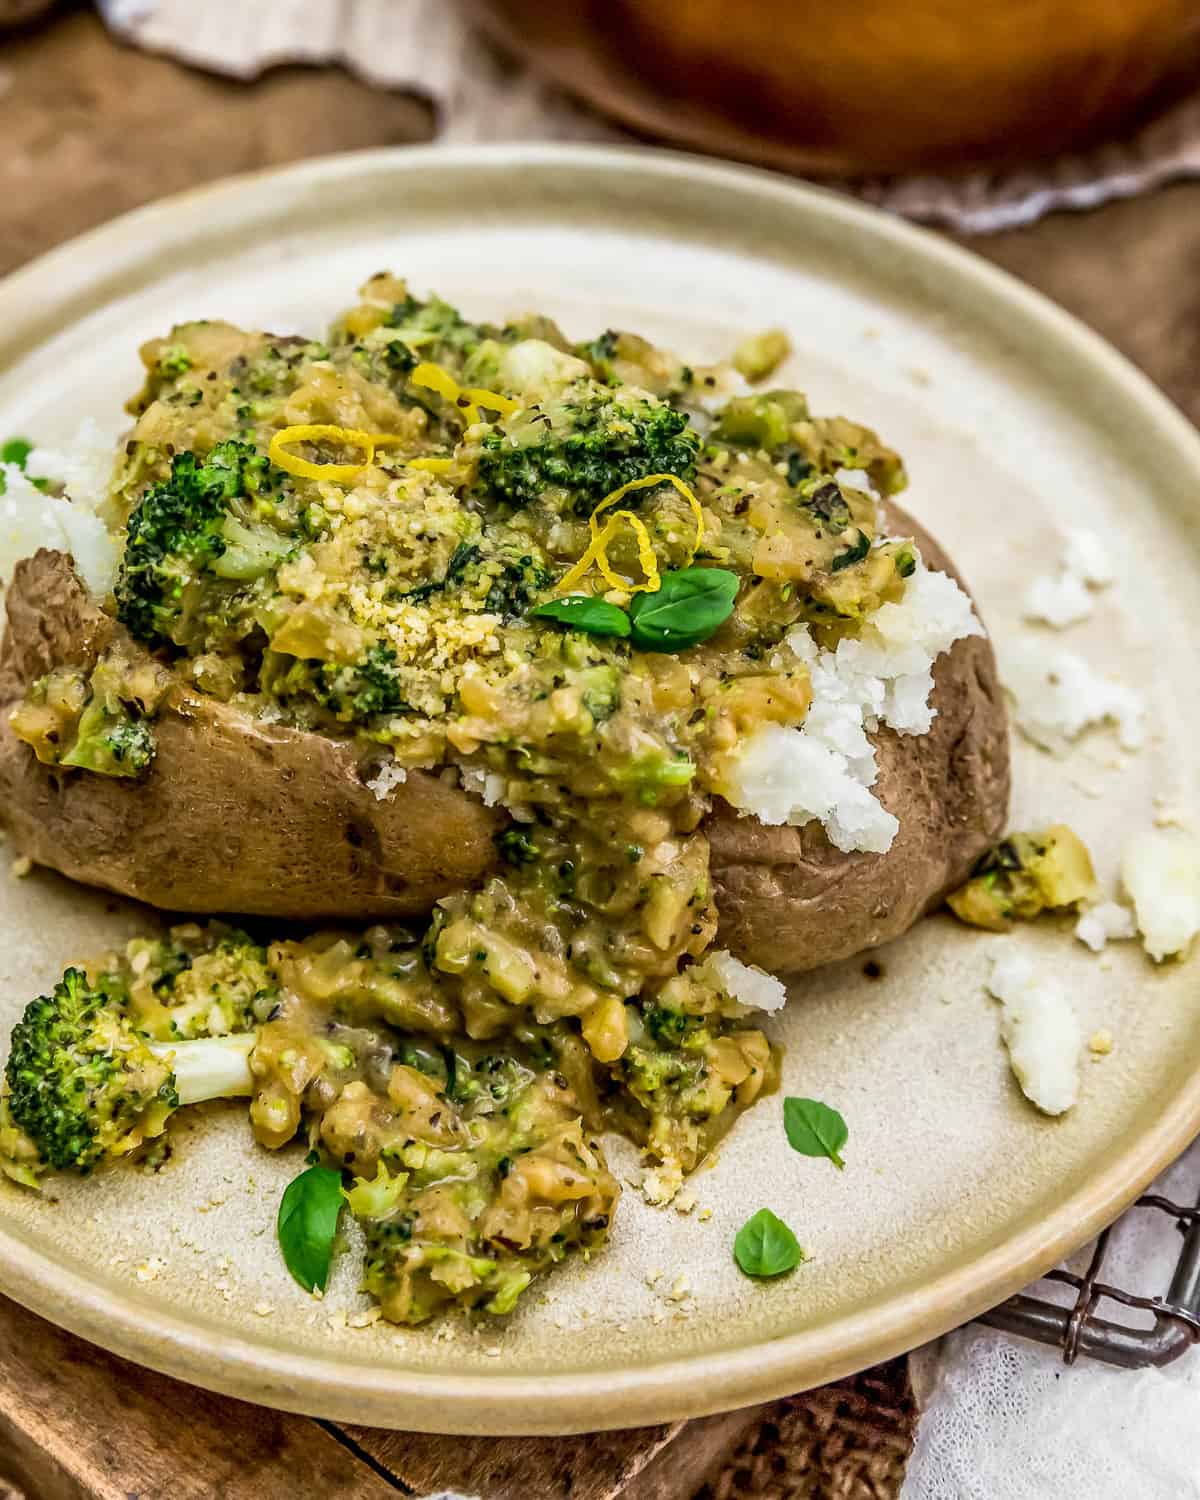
[708,502,1009,972]
[0,550,503,918]
[0,504,1007,963]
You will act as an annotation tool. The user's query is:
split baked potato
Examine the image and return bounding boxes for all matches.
[0,281,1009,979]
[0,504,1007,972]
[0,548,503,918]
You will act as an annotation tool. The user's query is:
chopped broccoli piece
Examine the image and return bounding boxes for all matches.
[60,695,155,778]
[114,439,274,646]
[496,828,539,866]
[156,345,193,378]
[0,967,257,1183]
[712,390,809,451]
[643,1003,707,1049]
[830,529,870,572]
[344,1160,410,1220]
[213,513,292,582]
[265,642,415,728]
[384,293,492,369]
[125,926,278,1041]
[476,385,700,515]
[312,643,410,723]
[731,329,791,383]
[948,826,1098,932]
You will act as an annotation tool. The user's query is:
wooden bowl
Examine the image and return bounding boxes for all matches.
[468,0,1200,174]
[0,0,56,26]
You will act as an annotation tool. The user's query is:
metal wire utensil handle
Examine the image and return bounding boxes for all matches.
[981,1191,1200,1368]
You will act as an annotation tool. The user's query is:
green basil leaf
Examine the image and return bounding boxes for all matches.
[733,1207,804,1279]
[1,437,32,468]
[783,1097,848,1169]
[628,567,739,653]
[529,595,631,638]
[277,1163,343,1293]
[830,529,870,572]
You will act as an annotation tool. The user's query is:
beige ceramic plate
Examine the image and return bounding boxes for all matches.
[0,146,1198,1435]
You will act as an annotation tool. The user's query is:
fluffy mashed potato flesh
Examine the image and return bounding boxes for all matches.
[718,561,982,853]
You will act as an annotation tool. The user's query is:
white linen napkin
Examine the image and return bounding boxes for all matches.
[903,1139,1200,1498]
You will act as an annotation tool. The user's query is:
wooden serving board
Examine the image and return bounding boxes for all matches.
[0,1294,915,1499]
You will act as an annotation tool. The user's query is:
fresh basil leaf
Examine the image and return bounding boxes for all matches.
[277,1163,343,1293]
[1,438,32,468]
[529,595,631,638]
[783,1097,848,1170]
[628,566,739,652]
[733,1207,804,1279]
[830,529,870,572]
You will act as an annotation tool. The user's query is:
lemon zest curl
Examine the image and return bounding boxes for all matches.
[555,472,706,596]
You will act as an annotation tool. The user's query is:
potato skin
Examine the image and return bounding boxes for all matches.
[0,550,503,919]
[707,502,1009,972]
[0,505,1007,962]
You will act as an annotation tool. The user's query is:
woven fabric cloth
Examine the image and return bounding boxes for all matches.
[903,1139,1200,1499]
[97,0,1200,234]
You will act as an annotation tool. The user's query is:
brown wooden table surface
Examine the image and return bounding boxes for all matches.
[0,7,1197,1497]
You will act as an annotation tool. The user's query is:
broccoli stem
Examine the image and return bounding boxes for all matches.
[150,1033,256,1106]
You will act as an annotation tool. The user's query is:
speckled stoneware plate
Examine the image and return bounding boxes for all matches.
[0,145,1198,1435]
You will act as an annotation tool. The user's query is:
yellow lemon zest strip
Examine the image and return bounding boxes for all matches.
[411,361,521,427]
[462,385,521,418]
[269,424,376,483]
[270,425,460,484]
[588,472,706,564]
[405,457,455,474]
[411,361,480,427]
[556,509,661,595]
[556,471,703,594]
[370,434,456,476]
[609,509,660,593]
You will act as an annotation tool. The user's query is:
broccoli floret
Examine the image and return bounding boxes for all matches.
[496,827,539,866]
[114,439,275,646]
[643,1003,707,1049]
[476,385,700,515]
[384,293,494,370]
[60,696,155,778]
[124,926,278,1041]
[313,644,410,723]
[0,968,257,1183]
[402,538,552,619]
[445,540,552,619]
[264,643,413,727]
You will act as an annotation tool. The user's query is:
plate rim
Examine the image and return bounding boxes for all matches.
[1,140,1199,1434]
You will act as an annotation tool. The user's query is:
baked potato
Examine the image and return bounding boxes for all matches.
[0,548,504,918]
[0,499,1007,970]
[0,280,1009,983]
[709,498,1008,972]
